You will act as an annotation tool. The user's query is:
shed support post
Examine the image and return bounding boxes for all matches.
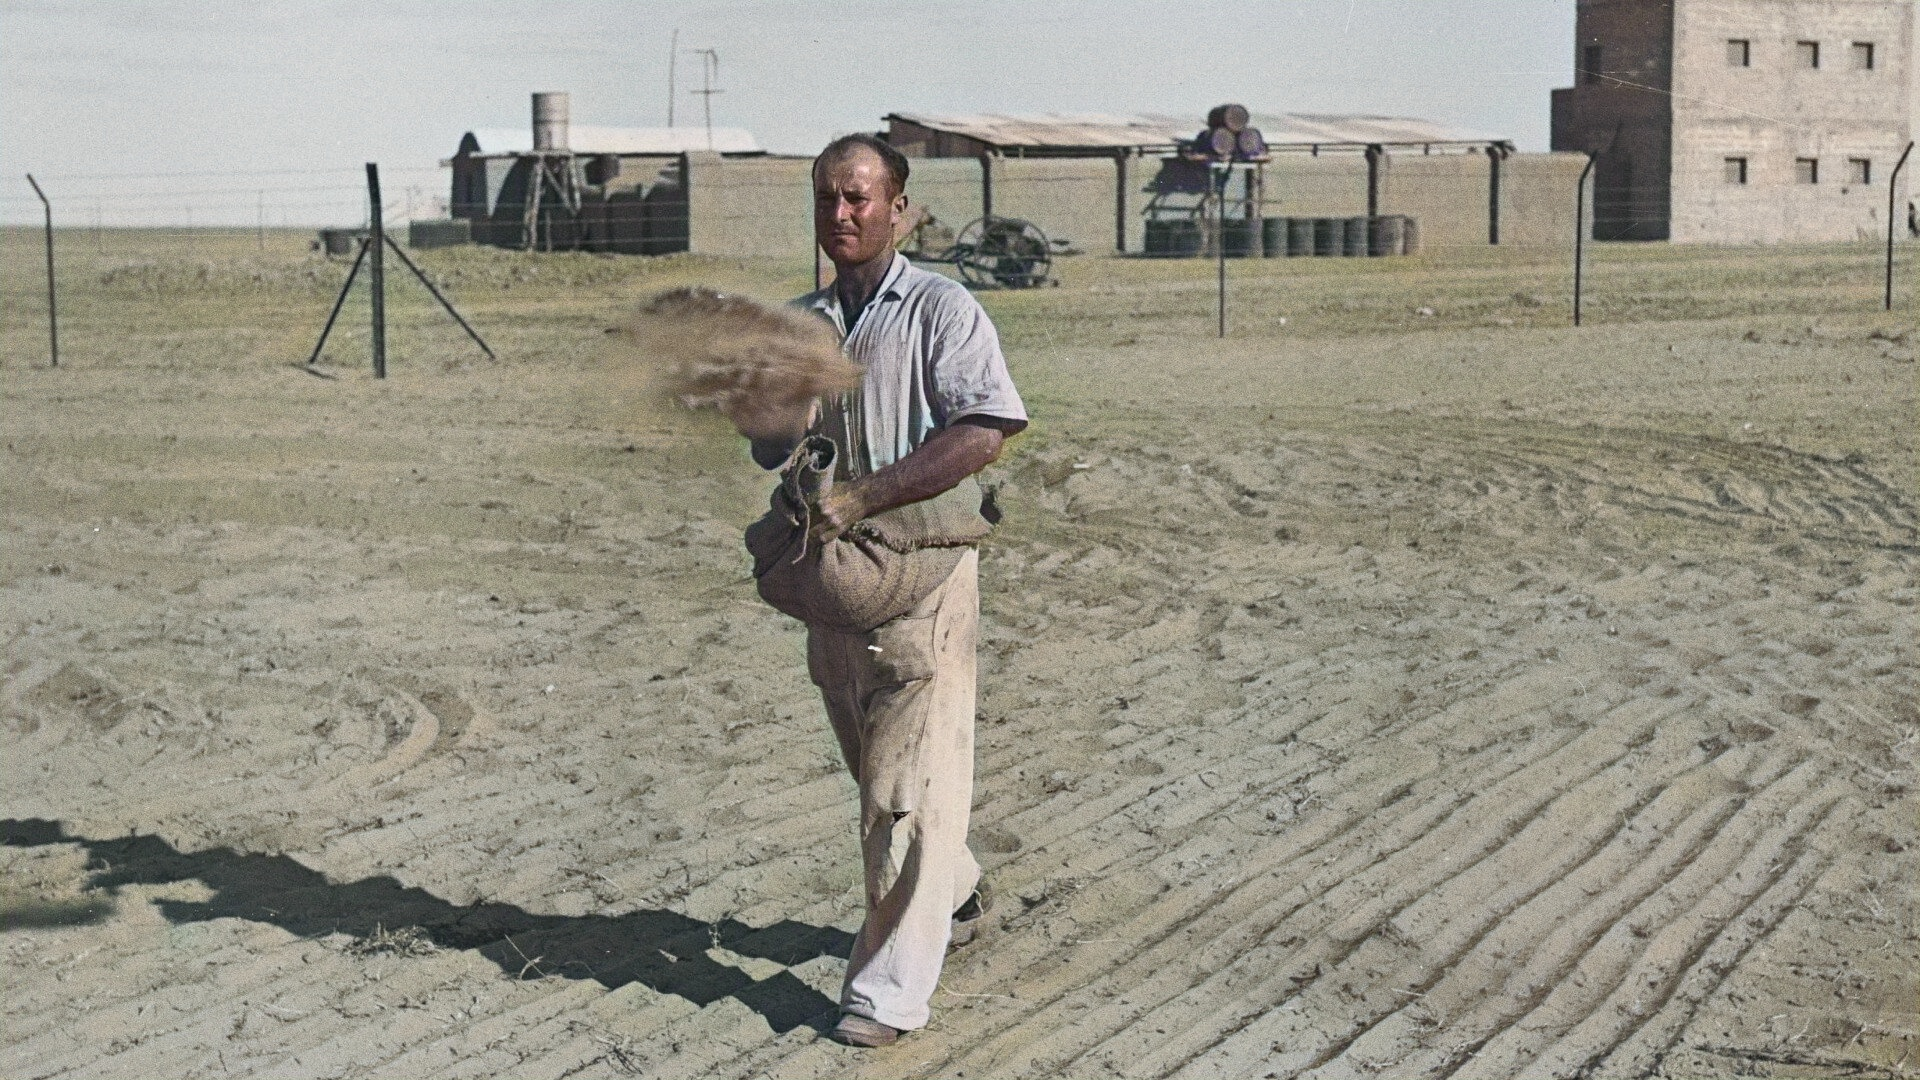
[1365,144,1383,218]
[1115,151,1128,253]
[1488,143,1507,245]
[980,153,994,221]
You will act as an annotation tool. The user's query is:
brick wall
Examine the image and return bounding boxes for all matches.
[1670,0,1913,243]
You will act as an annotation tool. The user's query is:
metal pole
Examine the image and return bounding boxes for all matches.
[366,163,387,378]
[306,238,370,366]
[25,174,57,367]
[1574,151,1597,327]
[1888,141,1914,311]
[1114,151,1128,253]
[667,28,678,126]
[257,190,265,251]
[383,235,495,360]
[1365,144,1382,218]
[1488,144,1505,246]
[1217,164,1228,338]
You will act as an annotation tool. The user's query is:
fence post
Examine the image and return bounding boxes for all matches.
[25,174,57,367]
[1216,163,1228,338]
[1574,151,1598,327]
[366,163,387,378]
[1888,141,1914,311]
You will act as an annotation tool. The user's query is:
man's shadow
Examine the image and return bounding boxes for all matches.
[1,818,850,1033]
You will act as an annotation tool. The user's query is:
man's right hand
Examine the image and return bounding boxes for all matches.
[750,435,800,471]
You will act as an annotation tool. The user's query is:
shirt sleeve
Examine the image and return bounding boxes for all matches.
[925,289,1027,429]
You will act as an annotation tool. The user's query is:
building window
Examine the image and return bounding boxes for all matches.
[1727,39,1750,66]
[1724,157,1749,184]
[1849,158,1871,184]
[1851,42,1875,70]
[1797,40,1820,68]
[1583,44,1603,84]
[1796,157,1819,184]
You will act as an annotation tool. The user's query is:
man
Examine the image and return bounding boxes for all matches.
[748,134,1027,1047]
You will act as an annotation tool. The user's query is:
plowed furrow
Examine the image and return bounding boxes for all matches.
[1161,709,1734,1078]
[1458,771,1847,1078]
[1091,697,1679,1078]
[1290,749,1808,1080]
[916,680,1631,1077]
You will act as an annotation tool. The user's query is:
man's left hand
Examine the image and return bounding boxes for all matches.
[810,484,870,545]
[804,418,1022,545]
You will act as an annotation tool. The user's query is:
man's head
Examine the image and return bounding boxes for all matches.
[813,134,909,269]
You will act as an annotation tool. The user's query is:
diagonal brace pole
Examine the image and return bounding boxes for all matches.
[25,174,57,367]
[382,235,495,360]
[306,238,370,367]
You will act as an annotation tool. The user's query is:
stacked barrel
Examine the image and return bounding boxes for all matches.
[1191,104,1269,164]
[1257,214,1420,257]
[1149,105,1419,257]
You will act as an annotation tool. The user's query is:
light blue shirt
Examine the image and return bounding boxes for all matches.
[800,254,1027,477]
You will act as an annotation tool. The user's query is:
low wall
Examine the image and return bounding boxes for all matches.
[1497,153,1587,251]
[679,149,1582,260]
[991,158,1119,254]
[904,158,985,242]
[1257,151,1582,253]
[685,153,814,261]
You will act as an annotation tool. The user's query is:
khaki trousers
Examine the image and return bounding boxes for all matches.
[806,548,982,1031]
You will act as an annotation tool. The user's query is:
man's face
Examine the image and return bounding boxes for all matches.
[814,147,904,268]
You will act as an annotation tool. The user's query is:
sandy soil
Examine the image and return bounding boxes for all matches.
[2,230,1915,1078]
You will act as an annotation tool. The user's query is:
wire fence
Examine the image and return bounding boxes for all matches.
[0,165,450,233]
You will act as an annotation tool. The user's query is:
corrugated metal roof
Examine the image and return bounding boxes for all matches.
[888,112,1193,151]
[886,111,1504,151]
[464,126,761,155]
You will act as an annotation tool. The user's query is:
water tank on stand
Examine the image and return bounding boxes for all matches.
[532,92,570,152]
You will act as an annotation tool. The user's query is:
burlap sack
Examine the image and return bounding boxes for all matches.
[745,436,992,634]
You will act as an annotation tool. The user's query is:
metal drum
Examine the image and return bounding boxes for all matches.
[1287,217,1313,256]
[1343,216,1369,257]
[1221,217,1258,258]
[1146,219,1203,257]
[1206,103,1251,133]
[1368,215,1405,257]
[318,228,364,256]
[1261,217,1286,257]
[1312,217,1338,256]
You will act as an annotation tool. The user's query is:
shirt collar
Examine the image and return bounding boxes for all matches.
[808,252,911,328]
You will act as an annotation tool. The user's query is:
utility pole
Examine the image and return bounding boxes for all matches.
[691,47,722,150]
[666,28,679,126]
[257,189,266,251]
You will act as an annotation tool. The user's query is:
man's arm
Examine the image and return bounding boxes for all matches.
[810,415,1024,543]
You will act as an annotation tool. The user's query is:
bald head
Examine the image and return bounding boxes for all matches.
[814,134,909,198]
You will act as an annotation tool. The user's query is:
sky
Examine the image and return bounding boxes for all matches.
[0,0,1574,227]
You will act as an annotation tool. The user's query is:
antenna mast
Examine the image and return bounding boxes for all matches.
[666,29,679,126]
[691,48,722,150]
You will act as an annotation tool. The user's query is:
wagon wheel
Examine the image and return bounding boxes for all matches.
[952,216,1053,288]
